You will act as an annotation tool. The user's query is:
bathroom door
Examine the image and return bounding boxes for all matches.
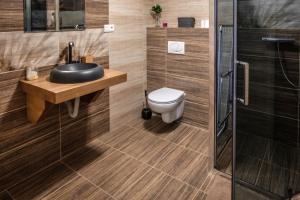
[233,0,300,199]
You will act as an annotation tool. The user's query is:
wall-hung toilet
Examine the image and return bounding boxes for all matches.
[148,87,186,123]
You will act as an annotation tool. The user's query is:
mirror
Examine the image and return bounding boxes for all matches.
[24,0,85,32]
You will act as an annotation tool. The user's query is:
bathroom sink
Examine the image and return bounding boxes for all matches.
[50,63,104,84]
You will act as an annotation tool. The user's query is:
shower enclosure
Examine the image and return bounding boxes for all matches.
[215,0,300,199]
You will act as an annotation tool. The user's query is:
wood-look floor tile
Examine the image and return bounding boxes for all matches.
[159,123,198,145]
[43,177,102,200]
[72,150,151,197]
[62,139,113,172]
[154,177,198,200]
[180,128,209,154]
[155,146,209,188]
[89,190,113,200]
[98,125,140,150]
[0,191,13,200]
[114,168,167,200]
[120,130,177,165]
[193,191,207,200]
[206,174,231,200]
[8,162,78,200]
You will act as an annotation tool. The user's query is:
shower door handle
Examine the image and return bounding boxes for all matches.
[237,61,249,106]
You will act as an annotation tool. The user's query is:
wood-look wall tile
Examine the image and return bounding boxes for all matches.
[167,73,209,105]
[0,106,59,154]
[183,101,209,129]
[85,0,109,28]
[0,131,60,191]
[147,49,166,72]
[61,109,110,156]
[238,55,299,89]
[147,70,166,92]
[147,28,167,50]
[167,28,209,80]
[0,1,23,32]
[60,89,109,126]
[0,71,25,114]
[238,29,300,59]
[238,81,298,119]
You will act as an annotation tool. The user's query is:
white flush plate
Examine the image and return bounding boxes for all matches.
[168,41,185,55]
[104,24,115,33]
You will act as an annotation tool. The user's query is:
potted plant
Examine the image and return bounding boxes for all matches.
[151,4,162,27]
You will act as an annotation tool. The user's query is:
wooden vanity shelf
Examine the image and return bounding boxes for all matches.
[20,69,127,123]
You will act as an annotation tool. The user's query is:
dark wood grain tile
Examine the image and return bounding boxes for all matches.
[0,131,60,191]
[85,0,108,28]
[61,109,109,156]
[237,107,298,147]
[0,106,60,154]
[236,154,262,185]
[0,191,13,200]
[238,55,299,89]
[8,162,78,200]
[238,29,299,59]
[237,81,298,119]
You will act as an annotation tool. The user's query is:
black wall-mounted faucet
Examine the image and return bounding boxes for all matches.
[68,42,75,64]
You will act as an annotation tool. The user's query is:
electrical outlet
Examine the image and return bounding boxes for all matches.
[104,24,115,33]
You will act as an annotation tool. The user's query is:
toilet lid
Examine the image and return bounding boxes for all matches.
[148,87,185,104]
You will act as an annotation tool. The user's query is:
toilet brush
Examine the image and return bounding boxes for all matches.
[142,90,152,120]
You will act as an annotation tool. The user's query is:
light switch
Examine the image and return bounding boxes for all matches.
[104,24,115,33]
[168,41,185,55]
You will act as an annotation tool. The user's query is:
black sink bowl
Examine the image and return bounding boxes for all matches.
[50,63,104,84]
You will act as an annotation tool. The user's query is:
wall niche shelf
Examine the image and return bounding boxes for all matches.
[20,69,127,123]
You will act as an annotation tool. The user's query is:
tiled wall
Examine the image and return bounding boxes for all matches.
[109,0,155,129]
[153,0,209,28]
[147,28,209,129]
[237,29,300,147]
[238,0,300,29]
[0,0,110,192]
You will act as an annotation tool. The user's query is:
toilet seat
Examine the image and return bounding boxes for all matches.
[148,87,185,104]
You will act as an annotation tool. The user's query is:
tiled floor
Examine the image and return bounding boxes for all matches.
[1,117,231,200]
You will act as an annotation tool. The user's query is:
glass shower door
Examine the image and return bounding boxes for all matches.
[233,0,300,199]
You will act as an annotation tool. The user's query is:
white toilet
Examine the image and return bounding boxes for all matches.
[148,87,186,123]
